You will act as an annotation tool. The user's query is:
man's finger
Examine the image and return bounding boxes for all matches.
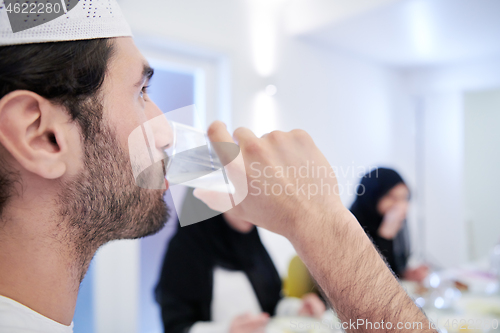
[207,121,240,167]
[233,127,258,146]
[207,121,234,143]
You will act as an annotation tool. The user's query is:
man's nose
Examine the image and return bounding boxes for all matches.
[146,102,173,151]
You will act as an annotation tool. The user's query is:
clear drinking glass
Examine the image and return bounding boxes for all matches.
[165,120,235,193]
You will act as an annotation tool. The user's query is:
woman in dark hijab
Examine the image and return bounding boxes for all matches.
[350,168,428,281]
[155,191,324,333]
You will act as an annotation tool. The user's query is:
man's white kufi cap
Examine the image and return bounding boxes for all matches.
[0,0,132,46]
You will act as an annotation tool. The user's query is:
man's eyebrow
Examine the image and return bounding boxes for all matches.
[135,64,154,87]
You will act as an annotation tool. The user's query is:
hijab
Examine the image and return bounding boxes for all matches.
[350,168,410,276]
[155,190,282,331]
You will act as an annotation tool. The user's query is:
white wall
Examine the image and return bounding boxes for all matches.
[94,240,140,333]
[464,88,500,261]
[421,92,467,267]
[404,58,500,94]
[399,60,500,267]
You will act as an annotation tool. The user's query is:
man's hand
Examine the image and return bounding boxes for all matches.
[378,201,408,239]
[403,265,430,283]
[194,121,344,239]
[229,313,269,333]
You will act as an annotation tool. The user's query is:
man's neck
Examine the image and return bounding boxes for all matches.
[0,205,92,326]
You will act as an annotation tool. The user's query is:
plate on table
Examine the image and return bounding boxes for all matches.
[456,296,500,318]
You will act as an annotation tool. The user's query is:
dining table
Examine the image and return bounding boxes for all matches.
[266,259,500,332]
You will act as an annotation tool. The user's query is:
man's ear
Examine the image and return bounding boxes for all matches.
[0,90,74,179]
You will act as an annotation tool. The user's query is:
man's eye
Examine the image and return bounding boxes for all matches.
[140,85,150,98]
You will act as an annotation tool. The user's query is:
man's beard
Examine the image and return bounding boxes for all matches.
[58,117,169,279]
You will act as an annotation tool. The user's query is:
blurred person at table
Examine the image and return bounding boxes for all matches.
[155,191,325,333]
[350,168,428,282]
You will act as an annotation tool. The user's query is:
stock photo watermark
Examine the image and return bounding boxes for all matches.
[289,317,499,331]
[3,0,79,33]
[248,161,377,199]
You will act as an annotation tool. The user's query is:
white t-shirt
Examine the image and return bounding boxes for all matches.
[0,295,73,333]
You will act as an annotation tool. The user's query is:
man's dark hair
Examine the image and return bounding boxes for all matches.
[0,38,115,216]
